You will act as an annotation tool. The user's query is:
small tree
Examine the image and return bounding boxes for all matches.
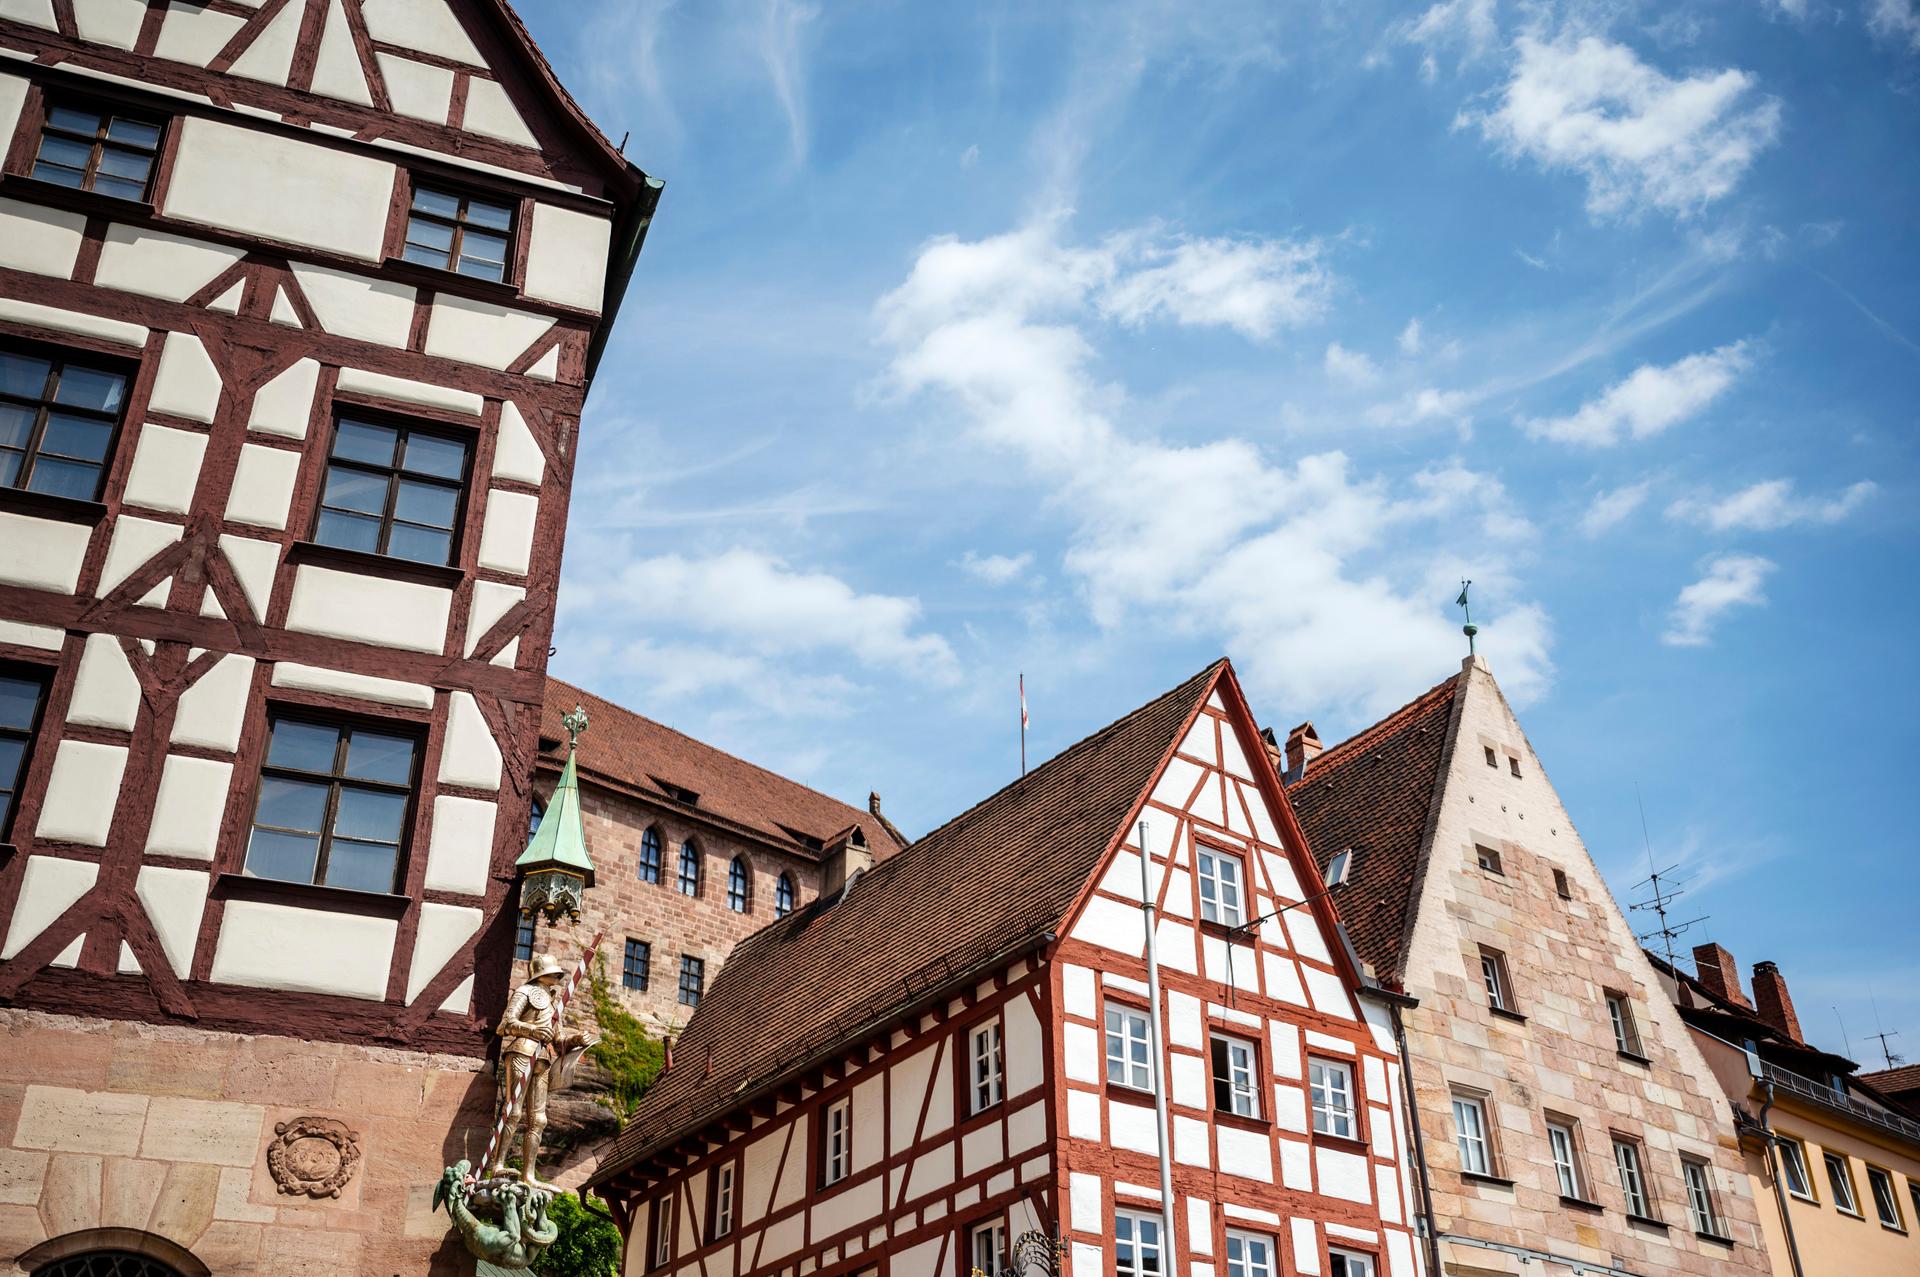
[533,1191,622,1277]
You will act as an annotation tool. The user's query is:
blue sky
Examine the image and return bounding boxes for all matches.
[525,1,1920,1070]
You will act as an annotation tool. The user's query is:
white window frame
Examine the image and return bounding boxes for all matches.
[1212,1033,1260,1119]
[1607,992,1643,1056]
[1196,845,1245,926]
[1547,1119,1584,1199]
[1480,949,1511,1012]
[1825,1151,1859,1216]
[1114,1210,1162,1277]
[1614,1137,1653,1218]
[1106,1003,1153,1092]
[970,1018,1005,1114]
[1777,1137,1813,1199]
[1328,1249,1376,1277]
[1224,1230,1274,1277]
[1452,1093,1491,1175]
[968,1216,1007,1276]
[1682,1157,1721,1236]
[823,1095,852,1186]
[652,1196,673,1268]
[1310,1057,1355,1138]
[712,1161,735,1238]
[1868,1165,1904,1230]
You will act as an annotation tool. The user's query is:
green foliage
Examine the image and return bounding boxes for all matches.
[532,1191,622,1277]
[587,961,665,1120]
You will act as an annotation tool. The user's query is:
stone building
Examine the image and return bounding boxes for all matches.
[526,678,906,1034]
[0,2,656,1272]
[588,659,1427,1277]
[1653,945,1920,1275]
[1284,656,1768,1277]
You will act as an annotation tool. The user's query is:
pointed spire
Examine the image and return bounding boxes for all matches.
[517,705,595,921]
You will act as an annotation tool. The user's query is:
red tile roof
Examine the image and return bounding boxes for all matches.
[587,660,1226,1187]
[1285,671,1463,985]
[541,678,904,857]
[1857,1065,1920,1097]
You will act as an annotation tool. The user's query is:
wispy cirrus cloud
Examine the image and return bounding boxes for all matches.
[1663,554,1775,646]
[958,551,1034,585]
[1520,340,1752,445]
[1324,342,1381,386]
[1667,479,1877,531]
[1868,0,1920,52]
[1580,481,1653,537]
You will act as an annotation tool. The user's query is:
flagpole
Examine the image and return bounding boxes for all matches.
[1019,672,1027,776]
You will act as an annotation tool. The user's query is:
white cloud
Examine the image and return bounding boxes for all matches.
[1400,0,1499,78]
[1662,554,1774,646]
[1324,342,1381,386]
[1580,481,1652,537]
[1667,479,1876,531]
[1868,0,1920,50]
[1366,386,1474,428]
[1099,234,1334,341]
[958,551,1033,585]
[759,0,818,164]
[1467,34,1782,221]
[878,222,1553,715]
[1520,340,1750,445]
[1398,317,1424,355]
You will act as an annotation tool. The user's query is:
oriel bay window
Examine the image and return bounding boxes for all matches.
[32,100,163,200]
[402,183,516,282]
[313,415,471,566]
[1,345,129,501]
[244,716,419,894]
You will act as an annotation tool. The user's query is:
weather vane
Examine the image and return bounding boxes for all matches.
[1456,580,1477,656]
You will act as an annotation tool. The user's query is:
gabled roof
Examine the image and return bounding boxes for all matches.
[1862,1065,1920,1096]
[1285,670,1464,984]
[541,679,904,858]
[587,660,1226,1187]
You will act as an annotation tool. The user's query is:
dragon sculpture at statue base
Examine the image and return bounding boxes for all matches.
[434,1159,561,1268]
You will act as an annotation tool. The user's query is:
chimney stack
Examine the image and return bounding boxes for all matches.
[1284,722,1324,781]
[821,826,874,899]
[1751,961,1803,1043]
[1691,943,1752,1010]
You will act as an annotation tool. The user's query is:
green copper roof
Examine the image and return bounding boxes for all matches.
[517,737,595,886]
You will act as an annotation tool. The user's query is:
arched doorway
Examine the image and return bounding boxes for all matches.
[17,1229,209,1277]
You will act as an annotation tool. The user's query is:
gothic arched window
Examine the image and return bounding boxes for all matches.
[638,827,662,884]
[727,857,750,913]
[775,873,796,918]
[676,840,699,896]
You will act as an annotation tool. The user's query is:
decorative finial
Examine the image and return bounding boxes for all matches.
[1455,580,1477,656]
[561,704,589,751]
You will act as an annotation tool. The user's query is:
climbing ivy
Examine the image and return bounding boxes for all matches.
[533,1191,622,1277]
[586,960,666,1120]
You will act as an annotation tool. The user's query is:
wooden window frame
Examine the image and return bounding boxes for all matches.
[676,839,700,897]
[707,1157,737,1241]
[1327,1247,1379,1277]
[1451,1088,1497,1178]
[242,710,423,896]
[637,826,662,883]
[1223,1228,1275,1277]
[726,855,751,913]
[965,1214,1007,1277]
[820,1094,853,1187]
[1606,990,1648,1061]
[677,954,705,1008]
[967,1015,1005,1116]
[1483,745,1497,768]
[1479,946,1517,1015]
[1311,1056,1360,1141]
[1211,1031,1263,1121]
[775,872,795,917]
[1552,867,1572,899]
[392,172,522,285]
[0,338,136,509]
[1682,1155,1726,1238]
[1474,844,1503,875]
[26,93,167,205]
[650,1194,673,1270]
[1103,997,1154,1095]
[309,409,474,569]
[0,662,51,847]
[1195,842,1247,927]
[1612,1134,1658,1222]
[1113,1209,1162,1277]
[1545,1113,1592,1203]
[621,938,651,992]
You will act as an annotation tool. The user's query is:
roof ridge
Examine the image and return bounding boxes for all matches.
[547,677,877,826]
[1303,669,1461,780]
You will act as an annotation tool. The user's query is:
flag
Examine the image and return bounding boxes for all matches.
[1020,674,1029,730]
[1455,583,1470,608]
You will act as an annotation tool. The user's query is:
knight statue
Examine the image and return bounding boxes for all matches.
[489,950,595,1188]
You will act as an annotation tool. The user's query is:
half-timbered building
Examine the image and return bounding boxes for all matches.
[588,660,1426,1277]
[0,2,657,1271]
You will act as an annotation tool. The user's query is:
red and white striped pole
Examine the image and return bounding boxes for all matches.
[472,930,603,1183]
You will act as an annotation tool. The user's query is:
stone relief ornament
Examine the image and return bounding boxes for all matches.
[266,1115,361,1198]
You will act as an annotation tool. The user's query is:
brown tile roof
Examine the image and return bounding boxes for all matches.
[1861,1065,1920,1096]
[541,678,904,857]
[1285,671,1463,985]
[587,660,1227,1187]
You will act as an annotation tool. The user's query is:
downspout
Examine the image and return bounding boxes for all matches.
[1755,1080,1806,1277]
[1137,820,1179,1277]
[1388,998,1443,1277]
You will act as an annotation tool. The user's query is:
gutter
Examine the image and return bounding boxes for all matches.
[1753,1080,1807,1277]
[585,171,665,385]
[1361,986,1440,1277]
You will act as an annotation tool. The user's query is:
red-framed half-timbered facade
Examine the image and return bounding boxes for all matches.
[588,661,1425,1277]
[0,2,657,1271]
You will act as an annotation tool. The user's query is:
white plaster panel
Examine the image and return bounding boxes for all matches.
[1061,963,1096,1019]
[289,262,416,345]
[1278,1138,1312,1192]
[424,293,554,371]
[1220,725,1254,779]
[94,225,246,301]
[118,941,140,974]
[1172,1113,1209,1167]
[526,345,559,381]
[51,935,82,967]
[438,691,502,790]
[170,654,253,752]
[902,1144,952,1204]
[1070,894,1144,954]
[34,741,127,845]
[1217,1125,1271,1181]
[1065,1088,1101,1142]
[1005,989,1044,1094]
[359,0,482,63]
[1301,966,1355,1020]
[0,74,25,142]
[1304,1029,1355,1056]
[227,0,301,83]
[0,298,146,346]
[1098,847,1143,900]
[1155,917,1197,974]
[439,973,474,1015]
[270,661,433,708]
[165,118,395,260]
[1186,1198,1212,1254]
[1386,1232,1414,1277]
[959,1120,999,1177]
[1283,908,1332,963]
[144,754,232,859]
[1007,1098,1046,1153]
[153,1,246,64]
[377,52,454,122]
[0,200,84,276]
[897,1236,949,1277]
[463,579,525,659]
[1314,1147,1372,1203]
[523,203,611,312]
[1272,1083,1307,1134]
[476,489,537,576]
[135,865,209,978]
[1375,1165,1402,1223]
[1072,1242,1103,1277]
[247,357,319,438]
[814,1175,882,1243]
[1289,1221,1320,1276]
[310,0,372,104]
[74,0,142,42]
[269,287,301,327]
[463,77,537,147]
[1245,785,1282,846]
[1264,953,1307,1007]
[1363,1054,1386,1099]
[490,401,545,484]
[0,512,91,593]
[211,900,396,998]
[335,366,482,415]
[1068,1171,1102,1234]
[66,633,141,730]
[216,535,280,622]
[0,620,63,649]
[205,284,240,314]
[406,902,482,1002]
[1,856,97,958]
[1170,1053,1207,1111]
[98,516,183,600]
[1187,773,1227,829]
[1166,989,1202,1049]
[1151,755,1203,810]
[122,423,208,514]
[886,1043,935,1143]
[1178,716,1217,765]
[148,330,222,422]
[0,0,54,31]
[424,791,495,891]
[1108,1099,1158,1155]
[285,564,452,653]
[851,1075,884,1169]
[1260,851,1303,904]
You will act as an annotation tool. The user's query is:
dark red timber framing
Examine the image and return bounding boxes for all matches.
[0,0,660,1057]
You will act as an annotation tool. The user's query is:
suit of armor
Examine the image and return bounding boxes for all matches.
[489,954,590,1186]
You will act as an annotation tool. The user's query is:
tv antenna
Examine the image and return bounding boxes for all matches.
[1626,786,1707,972]
[1869,986,1905,1069]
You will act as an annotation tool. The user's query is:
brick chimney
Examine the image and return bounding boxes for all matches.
[1751,961,1803,1043]
[822,826,874,899]
[1284,722,1324,780]
[1691,943,1752,1010]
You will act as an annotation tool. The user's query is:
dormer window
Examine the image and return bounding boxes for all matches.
[402,184,515,282]
[34,101,163,201]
